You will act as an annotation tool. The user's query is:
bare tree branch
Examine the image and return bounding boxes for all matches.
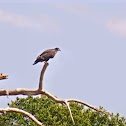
[0,62,111,126]
[65,100,75,125]
[0,107,44,126]
[0,89,111,116]
[38,62,49,90]
[67,99,111,115]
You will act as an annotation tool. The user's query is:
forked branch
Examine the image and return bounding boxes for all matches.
[0,89,111,116]
[0,62,111,126]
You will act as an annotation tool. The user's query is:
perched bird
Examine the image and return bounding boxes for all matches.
[33,47,61,65]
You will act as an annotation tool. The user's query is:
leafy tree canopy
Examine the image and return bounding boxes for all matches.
[0,96,126,126]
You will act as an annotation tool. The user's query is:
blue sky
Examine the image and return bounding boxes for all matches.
[0,1,126,117]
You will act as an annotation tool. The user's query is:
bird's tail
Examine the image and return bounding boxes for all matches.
[33,62,37,65]
[33,59,39,65]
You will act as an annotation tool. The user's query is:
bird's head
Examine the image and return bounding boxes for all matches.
[55,47,61,51]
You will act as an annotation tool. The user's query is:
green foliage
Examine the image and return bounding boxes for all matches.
[0,96,126,126]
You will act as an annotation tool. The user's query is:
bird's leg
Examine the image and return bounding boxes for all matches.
[44,61,48,64]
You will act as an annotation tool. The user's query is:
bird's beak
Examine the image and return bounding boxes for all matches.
[58,49,61,51]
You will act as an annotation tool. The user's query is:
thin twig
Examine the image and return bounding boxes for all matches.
[65,100,75,125]
[38,62,49,90]
[0,107,44,126]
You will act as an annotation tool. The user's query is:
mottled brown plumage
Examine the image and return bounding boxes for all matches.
[33,47,61,65]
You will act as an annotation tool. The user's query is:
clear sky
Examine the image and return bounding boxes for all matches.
[0,0,126,117]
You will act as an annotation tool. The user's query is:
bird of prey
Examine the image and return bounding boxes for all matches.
[33,47,61,65]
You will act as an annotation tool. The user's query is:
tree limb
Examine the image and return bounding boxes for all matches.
[0,62,111,126]
[65,100,75,125]
[67,99,110,115]
[38,62,49,90]
[0,107,44,126]
[0,89,111,116]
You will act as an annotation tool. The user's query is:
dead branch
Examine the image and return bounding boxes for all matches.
[38,62,49,90]
[67,99,111,115]
[0,61,111,126]
[43,91,111,116]
[65,100,75,125]
[0,89,111,116]
[0,107,44,126]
